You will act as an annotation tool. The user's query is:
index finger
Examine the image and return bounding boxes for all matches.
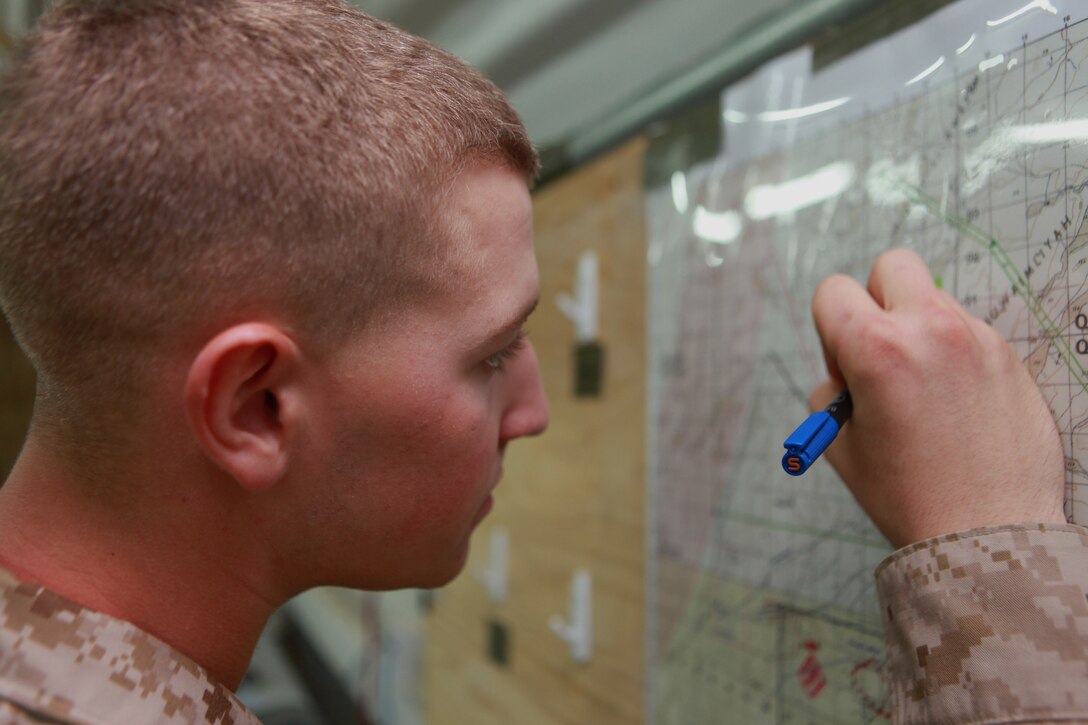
[867,248,940,311]
[812,273,881,387]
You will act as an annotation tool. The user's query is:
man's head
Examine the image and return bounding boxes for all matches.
[0,0,549,591]
[0,0,538,443]
[259,160,548,589]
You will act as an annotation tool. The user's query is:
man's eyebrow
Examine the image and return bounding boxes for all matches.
[490,297,539,343]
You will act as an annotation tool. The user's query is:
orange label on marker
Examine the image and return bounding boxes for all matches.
[787,457,802,473]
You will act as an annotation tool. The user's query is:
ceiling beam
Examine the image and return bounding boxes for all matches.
[482,0,656,88]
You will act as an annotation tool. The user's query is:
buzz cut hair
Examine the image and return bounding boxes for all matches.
[0,0,538,435]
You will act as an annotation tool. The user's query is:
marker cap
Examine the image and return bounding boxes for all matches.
[781,411,841,476]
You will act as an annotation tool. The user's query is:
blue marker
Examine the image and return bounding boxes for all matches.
[782,389,852,475]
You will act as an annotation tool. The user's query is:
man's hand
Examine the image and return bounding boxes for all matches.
[810,248,1066,548]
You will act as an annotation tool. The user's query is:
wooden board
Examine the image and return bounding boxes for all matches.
[423,137,648,725]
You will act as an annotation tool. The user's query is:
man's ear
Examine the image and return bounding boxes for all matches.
[184,323,303,491]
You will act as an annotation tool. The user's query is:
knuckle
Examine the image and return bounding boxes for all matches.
[972,317,1011,353]
[923,302,974,350]
[871,248,916,277]
[845,314,911,384]
[871,249,899,273]
[812,274,852,306]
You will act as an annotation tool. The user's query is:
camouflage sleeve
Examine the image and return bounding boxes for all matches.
[876,523,1088,724]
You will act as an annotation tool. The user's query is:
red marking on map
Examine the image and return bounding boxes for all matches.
[850,658,891,720]
[797,641,827,698]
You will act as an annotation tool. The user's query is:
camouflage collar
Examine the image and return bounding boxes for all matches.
[0,567,258,724]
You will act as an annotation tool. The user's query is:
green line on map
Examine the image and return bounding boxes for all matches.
[895,180,1088,395]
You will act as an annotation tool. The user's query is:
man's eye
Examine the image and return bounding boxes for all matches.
[485,331,528,372]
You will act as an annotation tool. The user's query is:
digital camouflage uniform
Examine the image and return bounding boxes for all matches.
[878,523,1088,724]
[2,526,1088,723]
[0,567,257,725]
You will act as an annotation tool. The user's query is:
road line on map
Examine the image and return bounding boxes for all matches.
[893,179,1088,394]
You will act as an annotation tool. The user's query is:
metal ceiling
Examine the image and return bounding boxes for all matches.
[354,0,804,152]
[1,0,893,173]
[350,0,888,169]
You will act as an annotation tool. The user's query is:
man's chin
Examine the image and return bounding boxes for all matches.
[432,540,473,587]
[378,543,473,591]
[316,535,475,592]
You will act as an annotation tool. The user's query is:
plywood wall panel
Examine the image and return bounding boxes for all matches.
[423,137,648,725]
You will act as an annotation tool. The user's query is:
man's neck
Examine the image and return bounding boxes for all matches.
[0,437,283,690]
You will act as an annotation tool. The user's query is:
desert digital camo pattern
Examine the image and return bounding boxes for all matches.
[0,567,258,724]
[877,523,1088,724]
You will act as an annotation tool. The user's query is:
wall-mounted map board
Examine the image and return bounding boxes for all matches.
[647,1,1088,721]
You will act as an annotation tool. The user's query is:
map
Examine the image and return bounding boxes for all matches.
[646,1,1088,722]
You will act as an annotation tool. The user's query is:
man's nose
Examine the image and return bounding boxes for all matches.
[499,341,549,445]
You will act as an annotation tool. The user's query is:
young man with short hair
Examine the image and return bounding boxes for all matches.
[0,1,547,720]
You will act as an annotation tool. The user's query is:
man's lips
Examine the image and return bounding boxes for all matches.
[472,459,504,525]
[472,493,495,526]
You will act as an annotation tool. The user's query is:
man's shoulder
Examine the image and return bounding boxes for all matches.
[0,567,259,725]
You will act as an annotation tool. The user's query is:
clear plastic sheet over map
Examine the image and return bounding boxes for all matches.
[646,1,1088,721]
